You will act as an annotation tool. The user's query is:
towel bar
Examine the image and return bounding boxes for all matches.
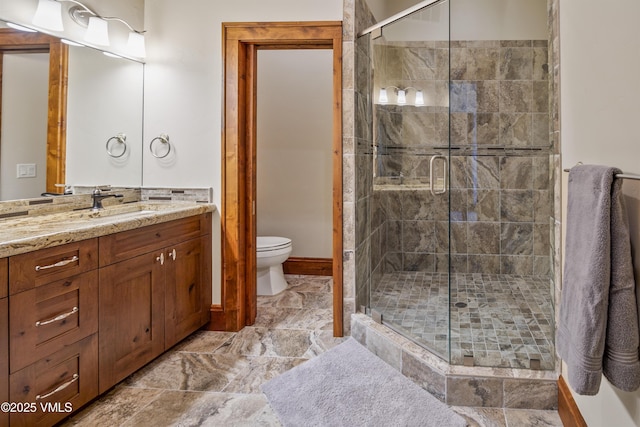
[563,168,640,181]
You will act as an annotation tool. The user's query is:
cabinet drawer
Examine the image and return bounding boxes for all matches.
[0,258,7,298]
[99,213,211,266]
[9,334,98,427]
[10,271,98,373]
[9,239,98,295]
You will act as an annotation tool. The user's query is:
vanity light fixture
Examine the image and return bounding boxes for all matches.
[378,86,425,106]
[32,0,63,31]
[84,15,109,46]
[378,88,389,104]
[126,31,146,58]
[397,89,407,104]
[31,0,146,57]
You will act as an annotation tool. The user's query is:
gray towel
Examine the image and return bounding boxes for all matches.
[557,164,640,395]
[603,168,640,391]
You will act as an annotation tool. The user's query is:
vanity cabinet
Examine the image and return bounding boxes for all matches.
[98,213,212,393]
[0,259,8,427]
[0,211,212,426]
[8,240,99,427]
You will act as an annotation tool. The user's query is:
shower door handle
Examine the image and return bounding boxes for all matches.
[429,155,448,196]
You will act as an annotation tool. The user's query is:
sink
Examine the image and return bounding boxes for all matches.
[67,204,165,221]
[91,209,156,220]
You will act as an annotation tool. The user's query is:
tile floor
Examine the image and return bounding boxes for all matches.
[63,275,562,426]
[371,272,555,369]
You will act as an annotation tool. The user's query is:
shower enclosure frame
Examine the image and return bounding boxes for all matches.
[357,0,556,371]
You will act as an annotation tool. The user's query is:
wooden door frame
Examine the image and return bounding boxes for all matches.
[217,21,343,336]
[0,29,67,194]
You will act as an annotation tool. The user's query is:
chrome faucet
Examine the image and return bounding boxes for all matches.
[91,189,123,210]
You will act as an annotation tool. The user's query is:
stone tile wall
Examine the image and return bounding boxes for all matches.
[377,153,552,275]
[375,40,550,178]
[368,39,552,276]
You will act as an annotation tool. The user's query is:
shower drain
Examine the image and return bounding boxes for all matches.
[454,302,467,308]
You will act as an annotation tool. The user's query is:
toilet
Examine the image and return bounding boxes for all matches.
[256,236,292,296]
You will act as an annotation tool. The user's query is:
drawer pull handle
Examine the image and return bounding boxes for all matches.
[36,374,79,401]
[35,255,79,271]
[35,306,79,327]
[156,252,164,265]
[169,249,176,261]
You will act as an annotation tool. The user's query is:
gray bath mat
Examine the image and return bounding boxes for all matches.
[261,338,467,427]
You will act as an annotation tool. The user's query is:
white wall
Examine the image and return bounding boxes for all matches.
[366,0,423,21]
[66,46,143,188]
[560,0,640,425]
[256,50,333,258]
[377,0,546,42]
[143,0,343,303]
[0,53,48,199]
[451,0,546,40]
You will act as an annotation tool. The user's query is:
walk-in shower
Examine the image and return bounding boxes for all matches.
[356,0,555,370]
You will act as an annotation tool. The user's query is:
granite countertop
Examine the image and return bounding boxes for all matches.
[0,201,215,258]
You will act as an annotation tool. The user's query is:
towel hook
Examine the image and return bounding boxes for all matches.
[106,133,127,158]
[149,134,171,159]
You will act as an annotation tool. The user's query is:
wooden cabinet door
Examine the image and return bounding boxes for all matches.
[165,236,212,348]
[98,252,165,393]
[0,298,8,427]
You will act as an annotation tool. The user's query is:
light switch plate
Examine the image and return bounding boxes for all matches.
[17,163,36,178]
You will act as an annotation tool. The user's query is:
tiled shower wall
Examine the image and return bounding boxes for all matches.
[371,39,552,277]
[375,40,549,172]
[375,154,552,276]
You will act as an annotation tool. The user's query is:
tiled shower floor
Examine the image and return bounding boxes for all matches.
[371,272,555,370]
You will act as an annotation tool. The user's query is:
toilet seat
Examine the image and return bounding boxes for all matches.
[257,236,292,252]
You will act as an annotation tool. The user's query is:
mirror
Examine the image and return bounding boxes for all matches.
[0,22,143,200]
[65,42,143,190]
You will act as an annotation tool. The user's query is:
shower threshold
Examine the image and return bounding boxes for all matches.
[351,313,559,409]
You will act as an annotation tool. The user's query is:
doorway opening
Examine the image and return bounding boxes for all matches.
[218,22,343,336]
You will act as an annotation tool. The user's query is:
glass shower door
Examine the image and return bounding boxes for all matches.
[366,0,452,362]
[361,0,555,371]
[447,0,555,369]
